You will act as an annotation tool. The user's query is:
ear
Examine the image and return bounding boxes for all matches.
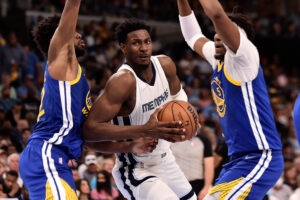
[120,43,126,54]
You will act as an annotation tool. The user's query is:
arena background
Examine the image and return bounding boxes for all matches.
[0,0,299,199]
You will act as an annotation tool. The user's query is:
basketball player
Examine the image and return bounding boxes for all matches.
[18,1,159,199]
[18,1,90,199]
[293,95,300,146]
[83,19,197,200]
[177,0,283,199]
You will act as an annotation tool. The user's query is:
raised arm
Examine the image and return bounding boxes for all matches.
[83,70,186,142]
[177,0,210,59]
[48,0,82,79]
[198,0,240,53]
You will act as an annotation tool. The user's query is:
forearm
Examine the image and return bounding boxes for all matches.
[56,0,81,40]
[177,0,192,16]
[204,157,214,188]
[83,121,145,141]
[198,0,224,19]
[85,141,133,153]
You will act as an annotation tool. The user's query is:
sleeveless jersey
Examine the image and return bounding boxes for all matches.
[28,63,91,159]
[112,56,172,165]
[211,61,282,156]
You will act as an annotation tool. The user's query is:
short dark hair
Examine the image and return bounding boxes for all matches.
[115,19,151,44]
[7,170,18,178]
[32,16,60,55]
[228,13,255,42]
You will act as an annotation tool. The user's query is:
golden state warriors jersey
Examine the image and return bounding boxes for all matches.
[113,56,172,165]
[211,61,282,156]
[28,63,91,159]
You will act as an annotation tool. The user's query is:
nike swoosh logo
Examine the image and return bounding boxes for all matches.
[245,155,256,160]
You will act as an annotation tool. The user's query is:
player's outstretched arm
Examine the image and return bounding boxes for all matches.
[177,0,210,59]
[85,137,158,154]
[48,0,82,77]
[83,71,186,142]
[198,0,240,52]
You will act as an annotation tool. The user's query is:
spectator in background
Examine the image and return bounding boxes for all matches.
[295,157,300,175]
[23,45,42,86]
[17,74,40,114]
[270,174,292,200]
[20,128,32,147]
[7,153,22,187]
[83,154,98,184]
[289,175,300,200]
[0,86,16,112]
[0,160,7,178]
[284,162,298,190]
[6,100,26,127]
[0,73,17,99]
[72,168,81,183]
[0,180,7,198]
[0,170,21,198]
[20,186,30,200]
[171,133,214,199]
[91,170,119,200]
[2,32,27,85]
[75,179,91,200]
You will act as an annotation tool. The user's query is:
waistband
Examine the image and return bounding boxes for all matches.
[230,149,283,160]
[27,139,71,161]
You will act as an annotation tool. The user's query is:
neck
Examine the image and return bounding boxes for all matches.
[128,62,153,84]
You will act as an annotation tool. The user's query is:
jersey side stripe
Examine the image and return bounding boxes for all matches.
[55,82,73,144]
[48,81,68,143]
[42,142,67,199]
[247,82,269,149]
[226,150,272,199]
[241,83,263,149]
[42,142,59,199]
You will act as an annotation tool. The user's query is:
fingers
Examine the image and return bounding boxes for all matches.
[151,107,164,119]
[158,121,183,128]
[159,127,186,135]
[160,133,186,143]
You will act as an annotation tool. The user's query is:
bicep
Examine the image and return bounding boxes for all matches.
[86,72,134,124]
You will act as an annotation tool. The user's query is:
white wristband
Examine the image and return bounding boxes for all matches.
[179,11,205,50]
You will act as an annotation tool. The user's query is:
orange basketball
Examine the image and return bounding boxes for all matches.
[158,100,199,140]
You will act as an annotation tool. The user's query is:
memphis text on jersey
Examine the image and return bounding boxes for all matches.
[142,89,169,113]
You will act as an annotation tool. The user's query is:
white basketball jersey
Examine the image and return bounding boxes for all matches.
[112,56,172,165]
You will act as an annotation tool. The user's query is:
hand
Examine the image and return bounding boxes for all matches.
[9,182,20,197]
[130,137,158,154]
[198,186,210,200]
[68,159,78,168]
[144,108,186,142]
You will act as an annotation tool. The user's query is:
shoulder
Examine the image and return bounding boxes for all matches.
[107,69,136,87]
[104,69,136,99]
[156,55,177,78]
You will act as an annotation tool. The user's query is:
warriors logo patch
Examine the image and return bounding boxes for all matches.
[211,77,226,117]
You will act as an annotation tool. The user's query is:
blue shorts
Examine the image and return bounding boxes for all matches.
[209,150,283,200]
[19,139,78,200]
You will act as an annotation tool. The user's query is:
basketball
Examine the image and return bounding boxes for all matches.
[158,100,199,140]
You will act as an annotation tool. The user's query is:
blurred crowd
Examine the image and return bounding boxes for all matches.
[0,0,299,200]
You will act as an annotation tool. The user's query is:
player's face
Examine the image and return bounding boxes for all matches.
[74,32,86,57]
[214,34,226,60]
[121,29,152,68]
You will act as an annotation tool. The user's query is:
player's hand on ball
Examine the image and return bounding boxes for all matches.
[143,107,186,143]
[130,137,158,154]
